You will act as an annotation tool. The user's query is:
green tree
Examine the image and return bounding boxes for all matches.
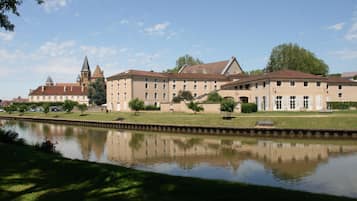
[164,54,203,73]
[0,0,43,31]
[88,78,106,106]
[18,104,27,114]
[206,92,223,103]
[220,99,237,113]
[266,43,329,75]
[248,69,264,75]
[4,104,16,114]
[43,103,50,115]
[187,101,204,114]
[77,104,88,115]
[128,98,144,115]
[63,100,77,113]
[172,90,194,103]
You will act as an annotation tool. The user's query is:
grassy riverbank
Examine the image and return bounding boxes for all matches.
[1,110,357,129]
[0,143,355,201]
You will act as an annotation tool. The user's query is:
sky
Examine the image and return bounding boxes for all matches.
[0,0,357,100]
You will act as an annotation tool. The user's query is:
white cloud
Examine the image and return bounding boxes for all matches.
[333,49,357,59]
[345,22,357,40]
[144,22,170,35]
[42,0,69,12]
[80,46,118,58]
[0,32,15,41]
[327,22,345,31]
[38,40,76,57]
[120,19,129,24]
[137,21,144,27]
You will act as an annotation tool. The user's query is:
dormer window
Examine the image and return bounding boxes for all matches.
[290,81,295,86]
[277,81,282,86]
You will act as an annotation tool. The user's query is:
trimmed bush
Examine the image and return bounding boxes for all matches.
[241,103,258,113]
[220,99,237,113]
[144,105,160,111]
[327,102,357,110]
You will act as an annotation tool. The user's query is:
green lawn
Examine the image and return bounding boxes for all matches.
[1,110,357,129]
[0,143,355,201]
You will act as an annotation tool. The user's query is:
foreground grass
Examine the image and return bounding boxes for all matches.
[0,143,355,201]
[2,110,357,129]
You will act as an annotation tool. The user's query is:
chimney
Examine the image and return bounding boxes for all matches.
[41,86,45,92]
[64,86,66,92]
[81,86,84,92]
[70,86,73,91]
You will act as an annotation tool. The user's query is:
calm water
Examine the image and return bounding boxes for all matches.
[2,120,357,198]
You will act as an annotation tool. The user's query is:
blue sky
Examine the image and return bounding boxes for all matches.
[0,0,356,99]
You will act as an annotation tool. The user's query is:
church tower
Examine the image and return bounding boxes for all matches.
[80,56,91,87]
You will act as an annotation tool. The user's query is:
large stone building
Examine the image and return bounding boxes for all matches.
[107,56,357,112]
[28,56,104,105]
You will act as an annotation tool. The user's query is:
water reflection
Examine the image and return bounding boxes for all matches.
[2,120,357,198]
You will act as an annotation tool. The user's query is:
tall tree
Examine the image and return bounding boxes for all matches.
[266,43,329,75]
[0,0,43,31]
[88,78,106,106]
[164,54,203,73]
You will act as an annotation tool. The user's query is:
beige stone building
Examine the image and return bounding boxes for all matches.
[29,56,105,105]
[106,57,243,111]
[107,56,357,112]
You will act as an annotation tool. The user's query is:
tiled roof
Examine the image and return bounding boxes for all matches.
[29,86,87,96]
[342,72,357,78]
[179,60,229,74]
[92,65,104,78]
[326,76,357,84]
[222,70,325,88]
[56,83,80,87]
[81,56,91,72]
[107,70,230,81]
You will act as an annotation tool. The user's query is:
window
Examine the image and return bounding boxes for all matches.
[304,82,308,87]
[194,93,197,98]
[276,96,282,110]
[154,93,157,99]
[154,83,157,89]
[194,80,197,83]
[277,81,282,86]
[173,84,176,89]
[183,85,186,90]
[173,93,176,97]
[145,93,148,100]
[338,85,342,90]
[290,96,296,109]
[255,83,258,88]
[303,96,309,109]
[239,85,243,90]
[234,86,238,89]
[245,84,250,90]
[290,81,295,86]
[154,79,157,82]
[214,81,217,83]
[214,85,217,90]
[255,97,258,106]
[263,82,266,88]
[194,85,197,90]
[204,85,207,90]
[163,93,166,99]
[124,92,127,100]
[145,83,148,89]
[173,80,176,83]
[183,80,186,83]
[316,82,321,87]
[163,84,166,89]
[145,78,148,82]
[338,93,342,98]
[326,84,329,89]
[262,96,266,111]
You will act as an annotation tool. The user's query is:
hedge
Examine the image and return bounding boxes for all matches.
[327,102,357,110]
[144,105,160,111]
[241,103,257,113]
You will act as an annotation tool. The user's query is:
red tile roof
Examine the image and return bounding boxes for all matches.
[29,86,87,96]
[222,70,325,88]
[179,60,229,74]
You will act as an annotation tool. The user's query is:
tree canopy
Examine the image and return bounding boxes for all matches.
[0,0,43,31]
[88,78,106,106]
[164,54,203,73]
[266,43,329,75]
[172,90,194,103]
[128,98,144,115]
[186,101,204,114]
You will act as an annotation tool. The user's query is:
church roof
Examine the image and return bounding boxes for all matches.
[81,56,91,72]
[92,65,104,78]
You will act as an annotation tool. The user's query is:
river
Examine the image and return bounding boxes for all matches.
[1,120,357,198]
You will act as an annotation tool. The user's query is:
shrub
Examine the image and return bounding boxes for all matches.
[144,105,160,110]
[18,104,28,114]
[0,129,25,145]
[129,98,144,115]
[35,139,57,153]
[206,92,223,103]
[63,100,78,113]
[172,90,193,103]
[43,103,50,114]
[76,104,88,115]
[187,101,204,114]
[220,99,237,113]
[327,102,357,110]
[4,104,17,114]
[241,103,258,113]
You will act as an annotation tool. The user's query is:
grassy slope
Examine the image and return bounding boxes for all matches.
[0,143,355,201]
[2,110,357,129]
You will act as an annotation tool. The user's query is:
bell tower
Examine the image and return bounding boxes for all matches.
[80,56,91,87]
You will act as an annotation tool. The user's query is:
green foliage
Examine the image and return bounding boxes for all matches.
[187,101,204,114]
[0,0,43,31]
[205,92,223,103]
[172,90,193,103]
[266,43,329,75]
[353,75,357,80]
[248,69,264,75]
[63,100,78,113]
[18,104,28,113]
[241,103,258,113]
[328,73,341,77]
[76,104,88,115]
[43,103,50,114]
[4,104,17,114]
[129,98,144,114]
[35,139,58,154]
[220,99,237,113]
[88,78,106,106]
[144,105,160,110]
[164,54,203,73]
[327,102,357,110]
[0,129,24,145]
